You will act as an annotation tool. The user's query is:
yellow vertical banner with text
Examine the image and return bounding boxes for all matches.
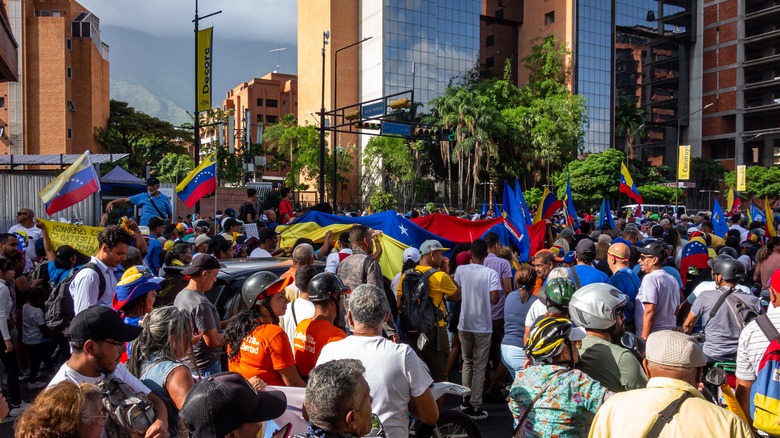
[736,165,746,192]
[677,145,691,180]
[38,219,103,257]
[197,27,213,112]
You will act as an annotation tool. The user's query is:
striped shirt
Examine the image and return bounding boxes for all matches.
[736,305,780,380]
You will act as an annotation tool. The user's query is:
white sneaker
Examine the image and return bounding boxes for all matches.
[27,381,47,390]
[8,402,31,417]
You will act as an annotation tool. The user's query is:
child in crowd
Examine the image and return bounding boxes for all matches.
[21,287,54,389]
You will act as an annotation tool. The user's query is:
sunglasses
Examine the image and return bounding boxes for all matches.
[16,212,26,216]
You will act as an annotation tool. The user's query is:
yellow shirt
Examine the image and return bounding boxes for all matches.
[396,265,458,327]
[588,377,752,438]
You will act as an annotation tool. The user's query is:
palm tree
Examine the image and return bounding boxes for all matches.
[615,96,646,160]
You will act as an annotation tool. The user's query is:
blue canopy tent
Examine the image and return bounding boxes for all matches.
[100,166,145,196]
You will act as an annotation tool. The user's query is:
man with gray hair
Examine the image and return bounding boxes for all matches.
[297,359,374,438]
[317,284,438,438]
[588,330,752,437]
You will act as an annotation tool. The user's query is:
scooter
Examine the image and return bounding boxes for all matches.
[620,331,646,365]
[409,382,482,438]
[702,362,748,425]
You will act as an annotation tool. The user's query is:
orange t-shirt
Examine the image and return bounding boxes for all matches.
[293,318,346,377]
[228,323,296,386]
[533,277,544,296]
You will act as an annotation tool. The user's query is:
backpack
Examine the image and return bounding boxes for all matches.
[98,373,156,438]
[44,262,105,334]
[707,287,761,330]
[750,314,780,436]
[399,268,444,334]
[237,201,253,222]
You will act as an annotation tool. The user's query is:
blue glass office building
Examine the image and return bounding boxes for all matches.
[360,0,480,112]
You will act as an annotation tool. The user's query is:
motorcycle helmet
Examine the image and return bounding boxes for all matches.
[712,257,745,282]
[569,283,628,330]
[716,246,738,259]
[540,277,576,310]
[308,272,349,302]
[240,271,291,309]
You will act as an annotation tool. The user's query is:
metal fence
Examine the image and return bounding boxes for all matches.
[0,172,100,231]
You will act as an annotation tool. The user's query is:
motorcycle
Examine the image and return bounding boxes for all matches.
[620,331,646,365]
[409,382,482,438]
[702,362,748,425]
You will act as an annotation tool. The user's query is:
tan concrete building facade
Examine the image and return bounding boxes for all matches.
[222,72,298,183]
[0,0,109,157]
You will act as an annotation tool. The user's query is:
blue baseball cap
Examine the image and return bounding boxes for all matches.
[113,266,164,311]
[562,251,576,264]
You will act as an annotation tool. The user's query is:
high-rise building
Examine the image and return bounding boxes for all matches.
[298,0,480,207]
[0,0,20,156]
[701,0,780,170]
[222,72,298,184]
[510,0,695,157]
[0,0,109,157]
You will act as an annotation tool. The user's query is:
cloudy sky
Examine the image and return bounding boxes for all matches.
[78,0,298,44]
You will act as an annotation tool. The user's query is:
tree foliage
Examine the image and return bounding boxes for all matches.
[637,185,683,204]
[724,166,780,199]
[154,154,194,184]
[551,149,626,208]
[96,100,191,177]
[615,96,646,160]
[363,136,430,211]
[369,190,396,212]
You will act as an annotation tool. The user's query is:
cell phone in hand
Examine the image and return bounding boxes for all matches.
[271,423,292,438]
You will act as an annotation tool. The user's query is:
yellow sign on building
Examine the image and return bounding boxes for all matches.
[737,165,746,191]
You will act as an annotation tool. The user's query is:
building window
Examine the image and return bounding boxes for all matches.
[496,9,504,19]
[486,56,495,68]
[266,115,278,124]
[67,67,72,78]
[256,114,263,123]
[66,39,72,50]
[486,35,494,47]
[0,97,5,108]
[545,11,555,25]
[67,128,72,139]
[67,100,76,111]
[266,99,278,108]
[256,98,263,106]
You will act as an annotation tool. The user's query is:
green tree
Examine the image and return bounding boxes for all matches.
[154,154,195,184]
[96,100,191,176]
[551,149,626,208]
[615,96,646,160]
[524,187,544,209]
[724,166,780,199]
[363,136,427,212]
[690,157,727,208]
[637,185,684,204]
[369,190,396,212]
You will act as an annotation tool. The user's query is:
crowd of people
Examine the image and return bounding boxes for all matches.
[0,179,778,437]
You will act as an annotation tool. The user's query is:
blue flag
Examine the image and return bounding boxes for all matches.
[514,179,533,226]
[564,172,580,230]
[712,199,729,238]
[597,199,616,231]
[481,200,487,215]
[750,203,767,223]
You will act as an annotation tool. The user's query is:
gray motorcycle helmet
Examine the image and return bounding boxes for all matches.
[240,271,285,310]
[569,283,628,330]
[712,257,745,282]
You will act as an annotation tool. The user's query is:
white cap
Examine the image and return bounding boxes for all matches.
[403,247,421,263]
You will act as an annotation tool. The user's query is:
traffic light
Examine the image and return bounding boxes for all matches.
[440,129,456,142]
[354,121,380,130]
[389,97,411,110]
[414,126,440,139]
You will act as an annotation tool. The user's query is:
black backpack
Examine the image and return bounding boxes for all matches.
[399,268,444,334]
[45,262,106,334]
[237,201,253,222]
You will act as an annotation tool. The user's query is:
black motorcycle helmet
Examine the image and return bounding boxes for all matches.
[240,271,290,310]
[308,272,349,303]
[712,257,745,283]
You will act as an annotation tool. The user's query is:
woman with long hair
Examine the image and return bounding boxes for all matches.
[127,306,197,437]
[225,271,304,387]
[15,382,105,438]
[163,242,192,269]
[502,264,538,378]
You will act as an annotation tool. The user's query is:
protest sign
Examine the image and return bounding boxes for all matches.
[244,222,259,239]
[39,219,102,256]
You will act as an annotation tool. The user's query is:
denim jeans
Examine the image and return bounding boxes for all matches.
[501,343,526,381]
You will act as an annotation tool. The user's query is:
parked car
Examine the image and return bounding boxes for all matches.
[160,257,325,319]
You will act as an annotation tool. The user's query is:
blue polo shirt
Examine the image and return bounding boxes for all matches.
[146,238,163,275]
[609,267,641,324]
[129,192,173,226]
[569,265,609,287]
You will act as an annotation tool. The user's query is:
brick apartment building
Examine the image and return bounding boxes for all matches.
[222,72,297,185]
[0,0,109,157]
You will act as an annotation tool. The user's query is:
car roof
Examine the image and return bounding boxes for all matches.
[216,257,325,280]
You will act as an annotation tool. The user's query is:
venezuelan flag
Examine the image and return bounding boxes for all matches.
[277,210,458,280]
[533,187,562,224]
[176,154,216,208]
[619,162,643,203]
[564,172,579,230]
[38,151,101,215]
[765,196,777,237]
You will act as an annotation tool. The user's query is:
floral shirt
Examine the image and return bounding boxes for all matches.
[508,364,609,438]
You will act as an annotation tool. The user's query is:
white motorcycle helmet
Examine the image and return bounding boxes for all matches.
[569,283,628,330]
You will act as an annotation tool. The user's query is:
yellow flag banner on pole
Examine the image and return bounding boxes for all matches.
[38,219,103,257]
[196,27,213,112]
[765,196,777,237]
[736,165,746,192]
[678,145,691,180]
[726,187,734,212]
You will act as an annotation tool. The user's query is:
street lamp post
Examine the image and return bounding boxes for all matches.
[318,31,330,205]
[332,36,372,213]
[675,102,714,212]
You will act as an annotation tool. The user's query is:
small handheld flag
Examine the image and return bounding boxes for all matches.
[765,196,777,237]
[176,154,217,208]
[712,199,729,238]
[619,162,643,204]
[533,187,562,224]
[38,151,101,216]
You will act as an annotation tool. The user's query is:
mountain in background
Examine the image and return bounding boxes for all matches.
[103,25,298,125]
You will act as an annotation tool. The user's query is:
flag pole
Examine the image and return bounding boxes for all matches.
[214,154,219,224]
